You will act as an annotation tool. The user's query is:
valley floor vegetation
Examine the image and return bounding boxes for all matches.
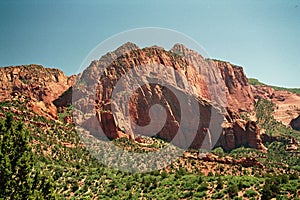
[0,100,299,199]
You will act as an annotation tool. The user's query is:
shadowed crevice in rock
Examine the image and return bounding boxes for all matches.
[291,115,300,130]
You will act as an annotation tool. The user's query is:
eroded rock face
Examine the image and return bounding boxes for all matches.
[252,85,275,99]
[215,61,254,112]
[171,44,254,112]
[74,43,265,151]
[90,47,223,149]
[217,119,267,152]
[199,153,263,168]
[0,64,75,119]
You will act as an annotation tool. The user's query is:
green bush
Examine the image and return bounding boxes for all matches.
[289,173,299,180]
[0,113,55,199]
[212,191,225,199]
[216,177,224,189]
[244,189,257,198]
[197,182,208,192]
[227,182,239,198]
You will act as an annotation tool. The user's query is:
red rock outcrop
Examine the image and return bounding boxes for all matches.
[0,64,75,119]
[74,43,265,151]
[198,153,263,168]
[252,85,275,100]
[217,119,267,152]
[214,61,254,112]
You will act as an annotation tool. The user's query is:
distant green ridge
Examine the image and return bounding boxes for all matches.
[248,78,300,95]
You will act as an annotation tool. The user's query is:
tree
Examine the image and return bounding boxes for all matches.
[216,177,224,189]
[261,177,280,200]
[0,113,33,198]
[227,181,238,198]
[0,113,56,199]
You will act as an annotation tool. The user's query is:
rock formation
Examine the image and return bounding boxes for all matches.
[0,43,267,152]
[214,60,254,112]
[73,43,266,151]
[171,44,254,112]
[0,64,75,119]
[198,153,263,168]
[217,119,266,152]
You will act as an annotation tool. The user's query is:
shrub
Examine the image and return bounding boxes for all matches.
[208,171,214,176]
[212,147,224,156]
[261,177,280,200]
[197,182,208,192]
[161,171,168,179]
[244,189,257,198]
[216,177,224,189]
[193,191,206,198]
[289,173,299,180]
[212,191,225,199]
[227,182,239,198]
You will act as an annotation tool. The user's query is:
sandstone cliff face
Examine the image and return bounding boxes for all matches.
[0,64,75,119]
[171,44,254,112]
[74,43,265,151]
[71,43,139,122]
[217,119,266,151]
[80,42,139,88]
[214,61,254,112]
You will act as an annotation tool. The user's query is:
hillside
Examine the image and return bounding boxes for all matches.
[1,100,299,199]
[249,78,300,129]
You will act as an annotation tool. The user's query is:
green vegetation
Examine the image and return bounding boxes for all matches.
[0,113,56,199]
[0,100,299,199]
[248,78,265,86]
[248,78,300,95]
[255,98,300,140]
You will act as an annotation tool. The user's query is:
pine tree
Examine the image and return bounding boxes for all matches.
[0,113,56,199]
[0,113,33,198]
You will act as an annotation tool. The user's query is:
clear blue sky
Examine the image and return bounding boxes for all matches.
[0,0,299,88]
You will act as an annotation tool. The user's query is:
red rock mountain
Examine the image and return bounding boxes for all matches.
[0,44,267,152]
[73,43,266,151]
[0,64,75,119]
